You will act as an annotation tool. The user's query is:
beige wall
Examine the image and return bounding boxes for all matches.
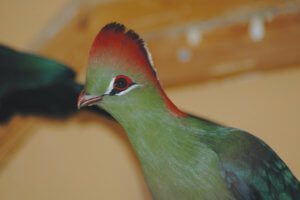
[0,0,72,50]
[0,1,299,200]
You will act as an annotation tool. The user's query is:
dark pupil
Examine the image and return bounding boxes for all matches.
[114,78,128,89]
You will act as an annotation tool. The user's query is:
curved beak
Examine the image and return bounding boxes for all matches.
[77,89,103,109]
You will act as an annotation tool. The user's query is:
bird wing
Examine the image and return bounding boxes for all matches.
[0,45,112,123]
[204,128,300,200]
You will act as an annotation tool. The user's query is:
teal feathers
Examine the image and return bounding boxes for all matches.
[0,45,111,123]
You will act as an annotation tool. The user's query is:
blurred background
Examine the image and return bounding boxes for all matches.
[0,0,300,199]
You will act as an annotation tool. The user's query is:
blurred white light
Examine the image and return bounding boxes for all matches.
[177,48,192,63]
[249,16,265,42]
[186,27,202,46]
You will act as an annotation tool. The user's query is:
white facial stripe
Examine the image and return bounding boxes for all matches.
[143,42,154,67]
[104,76,116,95]
[115,84,142,96]
[143,42,159,81]
[104,76,142,96]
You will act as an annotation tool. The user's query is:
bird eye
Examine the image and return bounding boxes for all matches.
[113,75,132,90]
[104,75,139,96]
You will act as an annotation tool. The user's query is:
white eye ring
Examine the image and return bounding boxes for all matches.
[115,84,142,96]
[104,76,142,96]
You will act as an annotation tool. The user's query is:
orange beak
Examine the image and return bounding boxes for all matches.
[77,89,103,109]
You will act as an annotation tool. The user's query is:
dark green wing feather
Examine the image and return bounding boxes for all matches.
[0,45,112,123]
[0,45,74,94]
[203,128,300,200]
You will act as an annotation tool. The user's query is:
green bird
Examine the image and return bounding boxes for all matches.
[78,23,300,200]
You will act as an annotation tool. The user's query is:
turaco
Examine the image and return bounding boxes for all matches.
[78,22,300,200]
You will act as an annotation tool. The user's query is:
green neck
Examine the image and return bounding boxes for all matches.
[97,85,234,199]
[98,84,194,156]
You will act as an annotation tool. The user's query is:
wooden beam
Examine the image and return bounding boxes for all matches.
[149,13,300,87]
[37,0,300,87]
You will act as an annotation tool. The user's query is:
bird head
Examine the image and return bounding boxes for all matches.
[78,22,186,118]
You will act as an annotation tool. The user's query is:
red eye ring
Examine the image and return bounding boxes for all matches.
[113,75,132,90]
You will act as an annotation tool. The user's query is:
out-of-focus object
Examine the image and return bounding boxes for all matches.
[36,0,300,87]
[249,16,265,42]
[0,45,111,124]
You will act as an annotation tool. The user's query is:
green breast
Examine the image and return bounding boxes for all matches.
[122,115,235,200]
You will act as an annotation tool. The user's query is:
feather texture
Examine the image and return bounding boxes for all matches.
[82,23,300,200]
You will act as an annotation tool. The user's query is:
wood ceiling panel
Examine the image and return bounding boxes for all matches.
[149,13,300,86]
[38,0,300,86]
